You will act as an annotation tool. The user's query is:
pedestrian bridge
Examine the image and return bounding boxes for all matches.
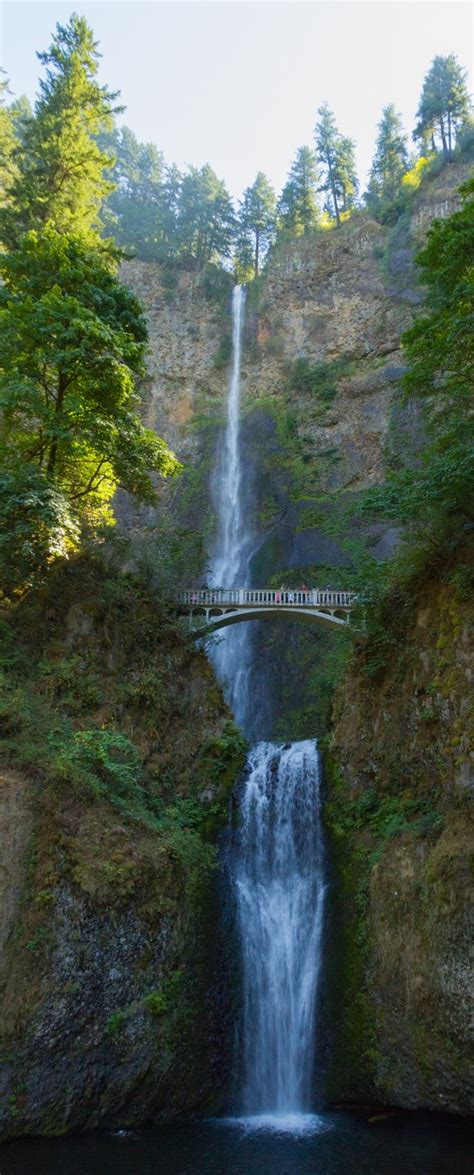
[176,588,358,633]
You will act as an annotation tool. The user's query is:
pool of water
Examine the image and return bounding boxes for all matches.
[1,1111,472,1174]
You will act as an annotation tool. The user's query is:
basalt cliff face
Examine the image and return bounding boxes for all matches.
[0,561,245,1139]
[325,570,473,1114]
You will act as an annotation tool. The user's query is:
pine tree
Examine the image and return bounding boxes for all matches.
[237,172,276,278]
[366,104,409,209]
[0,14,120,248]
[177,164,235,267]
[314,103,358,225]
[414,55,471,159]
[277,146,321,239]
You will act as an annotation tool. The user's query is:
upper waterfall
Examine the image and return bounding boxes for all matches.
[209,285,256,732]
[210,285,246,588]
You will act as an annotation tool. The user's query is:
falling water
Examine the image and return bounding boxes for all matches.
[230,741,325,1122]
[209,286,254,729]
[209,286,326,1128]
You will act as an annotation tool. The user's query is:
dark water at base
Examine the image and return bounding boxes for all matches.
[1,1112,472,1175]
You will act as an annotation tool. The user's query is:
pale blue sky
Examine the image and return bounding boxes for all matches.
[2,1,472,199]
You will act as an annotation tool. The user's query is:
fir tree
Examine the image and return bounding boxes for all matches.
[277,146,321,239]
[413,55,471,159]
[0,14,120,248]
[177,164,235,267]
[366,104,409,209]
[314,103,358,225]
[237,172,276,278]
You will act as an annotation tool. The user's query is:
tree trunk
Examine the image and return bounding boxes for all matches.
[439,115,448,159]
[447,111,452,158]
[255,229,259,279]
[327,156,340,226]
[47,373,66,477]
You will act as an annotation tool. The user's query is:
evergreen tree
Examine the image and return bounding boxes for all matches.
[337,135,359,213]
[177,164,235,267]
[0,14,120,248]
[277,146,321,238]
[104,125,167,259]
[413,55,471,159]
[366,104,409,209]
[314,103,358,225]
[237,172,276,278]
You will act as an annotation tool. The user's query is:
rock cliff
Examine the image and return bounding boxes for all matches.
[0,559,246,1138]
[325,563,473,1114]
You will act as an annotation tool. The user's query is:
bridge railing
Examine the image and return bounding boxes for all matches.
[176,588,357,608]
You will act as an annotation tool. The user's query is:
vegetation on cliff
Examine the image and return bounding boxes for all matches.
[0,15,178,598]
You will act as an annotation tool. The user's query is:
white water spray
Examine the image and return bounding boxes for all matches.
[230,741,325,1117]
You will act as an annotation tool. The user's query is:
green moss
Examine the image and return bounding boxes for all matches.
[106,1010,126,1036]
[143,990,168,1016]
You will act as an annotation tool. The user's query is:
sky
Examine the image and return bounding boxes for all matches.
[1,1,472,201]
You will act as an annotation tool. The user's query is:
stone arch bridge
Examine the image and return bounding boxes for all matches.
[176,588,358,634]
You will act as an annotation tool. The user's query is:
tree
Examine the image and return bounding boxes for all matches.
[413,55,471,159]
[237,172,276,278]
[366,105,409,209]
[103,125,168,259]
[0,14,120,248]
[314,103,358,225]
[277,146,321,239]
[0,228,180,534]
[177,164,235,267]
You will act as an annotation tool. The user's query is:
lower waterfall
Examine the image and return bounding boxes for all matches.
[229,740,326,1121]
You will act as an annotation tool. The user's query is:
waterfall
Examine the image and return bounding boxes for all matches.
[230,741,325,1120]
[209,286,326,1129]
[209,285,254,730]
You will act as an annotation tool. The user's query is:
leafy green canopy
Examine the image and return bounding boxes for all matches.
[0,15,180,592]
[0,228,179,513]
[362,178,474,554]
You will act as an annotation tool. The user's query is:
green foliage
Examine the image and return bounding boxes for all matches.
[0,15,119,248]
[0,468,79,596]
[213,332,232,369]
[358,179,474,616]
[288,355,353,407]
[106,1010,125,1036]
[276,146,321,240]
[314,103,358,225]
[143,990,168,1016]
[102,127,236,269]
[365,105,409,215]
[414,54,472,158]
[236,172,276,279]
[0,229,179,574]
